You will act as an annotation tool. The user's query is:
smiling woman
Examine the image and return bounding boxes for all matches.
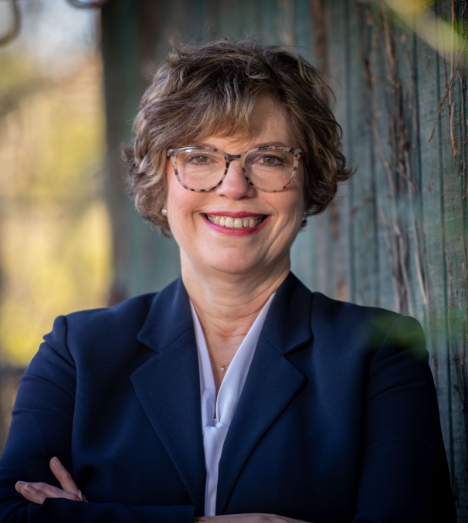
[125,40,351,237]
[165,97,305,286]
[0,39,456,523]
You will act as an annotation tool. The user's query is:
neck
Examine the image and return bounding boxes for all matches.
[181,255,290,382]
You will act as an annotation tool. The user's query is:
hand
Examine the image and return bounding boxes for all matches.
[15,457,87,505]
[195,514,309,523]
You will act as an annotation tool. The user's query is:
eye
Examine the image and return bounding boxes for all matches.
[260,154,283,165]
[185,154,213,165]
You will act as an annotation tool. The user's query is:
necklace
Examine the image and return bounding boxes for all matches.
[211,355,231,373]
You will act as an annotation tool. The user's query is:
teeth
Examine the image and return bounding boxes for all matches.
[206,214,264,228]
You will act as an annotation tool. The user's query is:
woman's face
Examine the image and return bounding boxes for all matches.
[165,96,305,279]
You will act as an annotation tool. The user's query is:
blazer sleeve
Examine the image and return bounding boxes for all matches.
[0,316,195,523]
[353,315,455,523]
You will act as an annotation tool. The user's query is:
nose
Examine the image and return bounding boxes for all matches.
[215,159,255,199]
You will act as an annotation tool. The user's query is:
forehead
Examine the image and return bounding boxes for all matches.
[199,96,295,149]
[249,97,292,140]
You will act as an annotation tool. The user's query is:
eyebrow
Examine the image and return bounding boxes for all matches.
[195,140,290,150]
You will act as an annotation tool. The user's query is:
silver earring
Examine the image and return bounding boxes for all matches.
[161,208,167,216]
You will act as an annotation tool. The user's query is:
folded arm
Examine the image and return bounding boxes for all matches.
[0,316,194,523]
[353,316,455,523]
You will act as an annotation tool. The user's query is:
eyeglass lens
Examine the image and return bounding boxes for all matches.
[175,148,296,191]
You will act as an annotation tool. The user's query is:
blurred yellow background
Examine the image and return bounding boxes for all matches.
[0,0,111,365]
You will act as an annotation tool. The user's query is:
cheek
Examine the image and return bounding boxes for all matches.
[166,166,188,212]
[166,173,206,237]
[288,161,305,199]
[284,179,305,222]
[281,191,305,237]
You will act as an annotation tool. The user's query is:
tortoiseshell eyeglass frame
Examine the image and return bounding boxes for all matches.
[166,145,302,193]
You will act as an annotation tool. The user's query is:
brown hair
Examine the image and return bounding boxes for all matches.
[124,39,354,236]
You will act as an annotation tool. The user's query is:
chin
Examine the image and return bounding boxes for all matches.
[207,261,259,276]
[202,253,264,276]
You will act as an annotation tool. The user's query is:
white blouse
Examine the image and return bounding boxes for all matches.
[190,294,275,516]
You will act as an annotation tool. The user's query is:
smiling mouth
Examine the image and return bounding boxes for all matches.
[204,214,266,229]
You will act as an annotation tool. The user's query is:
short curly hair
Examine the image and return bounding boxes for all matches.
[124,39,354,236]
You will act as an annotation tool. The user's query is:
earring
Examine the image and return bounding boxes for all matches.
[161,208,167,216]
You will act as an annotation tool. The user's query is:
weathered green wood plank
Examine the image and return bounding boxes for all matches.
[437,0,468,515]
[291,216,320,292]
[367,8,397,314]
[294,0,312,60]
[359,5,422,315]
[324,0,351,301]
[290,0,347,299]
[255,0,278,43]
[344,0,380,307]
[290,0,321,292]
[310,0,342,299]
[395,20,428,319]
[414,1,456,499]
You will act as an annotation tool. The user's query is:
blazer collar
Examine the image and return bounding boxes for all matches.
[260,271,313,354]
[136,277,194,353]
[132,278,206,513]
[133,272,313,515]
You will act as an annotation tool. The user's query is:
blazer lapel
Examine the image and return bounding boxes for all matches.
[131,279,206,512]
[216,273,313,514]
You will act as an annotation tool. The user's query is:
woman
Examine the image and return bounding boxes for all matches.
[0,40,455,522]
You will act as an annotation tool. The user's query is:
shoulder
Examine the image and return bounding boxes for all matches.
[42,291,159,363]
[310,290,399,326]
[67,291,157,341]
[308,289,426,361]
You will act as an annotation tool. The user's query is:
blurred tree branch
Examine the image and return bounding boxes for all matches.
[0,0,20,47]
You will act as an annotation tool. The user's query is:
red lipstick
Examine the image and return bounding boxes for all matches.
[201,213,269,236]
[204,211,265,218]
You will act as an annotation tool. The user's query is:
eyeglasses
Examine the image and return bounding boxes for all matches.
[167,145,302,192]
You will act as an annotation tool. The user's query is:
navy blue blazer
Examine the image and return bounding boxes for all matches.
[0,273,455,523]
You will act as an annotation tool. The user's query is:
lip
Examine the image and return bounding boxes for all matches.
[204,211,266,218]
[201,213,270,236]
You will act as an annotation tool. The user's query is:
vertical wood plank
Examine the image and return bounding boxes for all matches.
[366,7,396,313]
[436,0,468,515]
[414,0,455,499]
[325,0,351,300]
[395,19,427,319]
[344,0,380,307]
[290,0,320,291]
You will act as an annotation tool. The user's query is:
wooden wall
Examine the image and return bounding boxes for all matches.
[100,0,467,518]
